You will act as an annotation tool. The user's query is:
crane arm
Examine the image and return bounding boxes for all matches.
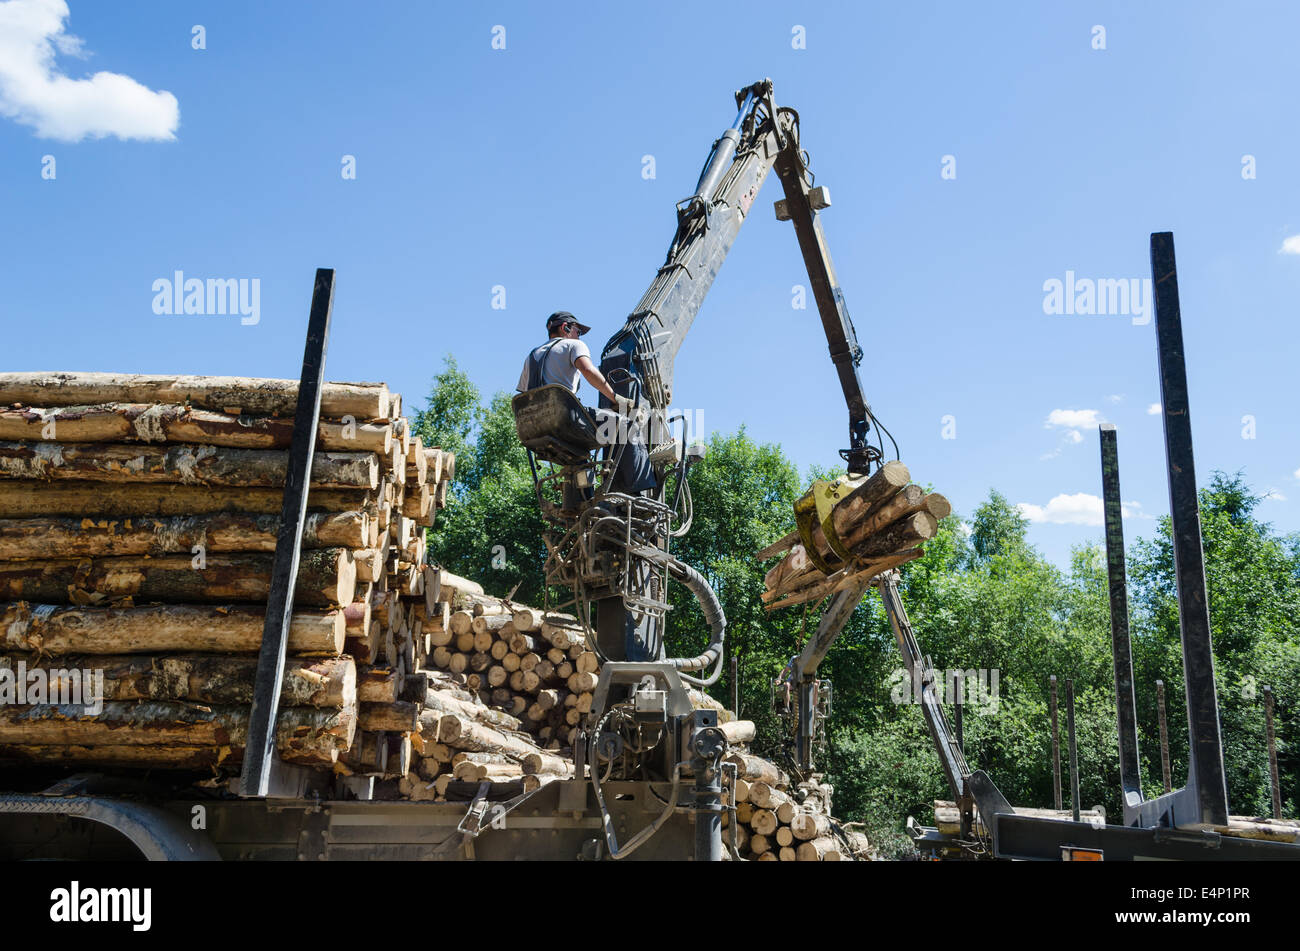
[599,79,876,472]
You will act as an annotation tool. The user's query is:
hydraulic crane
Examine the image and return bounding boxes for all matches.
[512,79,905,858]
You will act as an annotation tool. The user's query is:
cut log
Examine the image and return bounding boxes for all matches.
[431,712,538,759]
[353,548,385,584]
[342,600,371,640]
[0,511,368,558]
[0,402,392,452]
[511,607,544,631]
[840,484,926,549]
[520,751,573,777]
[421,686,521,733]
[751,808,778,836]
[756,461,911,564]
[763,549,924,611]
[0,602,344,655]
[0,442,378,489]
[0,372,389,419]
[719,719,756,745]
[855,511,938,559]
[357,700,420,732]
[0,744,234,769]
[0,482,380,520]
[2,653,356,708]
[356,666,400,703]
[724,752,781,785]
[796,836,842,861]
[0,700,354,766]
[790,811,831,842]
[0,548,355,606]
[747,782,790,810]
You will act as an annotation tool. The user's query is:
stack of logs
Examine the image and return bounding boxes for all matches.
[0,371,451,771]
[722,748,872,861]
[757,461,950,610]
[422,599,605,751]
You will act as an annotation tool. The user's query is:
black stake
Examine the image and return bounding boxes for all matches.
[1156,679,1172,794]
[731,654,739,717]
[1100,424,1143,820]
[1264,686,1282,821]
[240,269,334,798]
[1151,231,1229,826]
[954,671,965,757]
[1050,675,1062,811]
[1066,678,1080,823]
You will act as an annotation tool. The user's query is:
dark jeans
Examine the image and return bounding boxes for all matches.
[591,406,656,495]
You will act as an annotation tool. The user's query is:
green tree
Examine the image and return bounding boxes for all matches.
[1129,471,1300,816]
[413,358,548,602]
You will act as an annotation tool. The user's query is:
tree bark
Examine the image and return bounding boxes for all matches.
[796,836,842,861]
[790,811,831,842]
[0,372,389,419]
[0,511,368,558]
[0,482,378,519]
[357,700,420,732]
[0,602,344,655]
[0,442,378,489]
[2,653,355,708]
[0,548,356,606]
[0,700,355,765]
[0,402,392,452]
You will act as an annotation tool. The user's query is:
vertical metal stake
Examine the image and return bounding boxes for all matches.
[1050,675,1062,811]
[1150,231,1229,827]
[730,654,739,717]
[1099,424,1143,821]
[239,268,335,798]
[954,672,964,757]
[1066,678,1080,823]
[1264,686,1282,821]
[1156,679,1172,794]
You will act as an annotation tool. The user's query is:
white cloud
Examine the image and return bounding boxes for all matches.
[1040,408,1104,457]
[1294,466,1300,481]
[1147,403,1162,415]
[0,0,178,141]
[1045,408,1104,429]
[1263,488,1287,502]
[1107,394,1124,404]
[1016,493,1148,526]
[1281,236,1300,256]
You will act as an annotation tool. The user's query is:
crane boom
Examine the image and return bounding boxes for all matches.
[599,79,877,472]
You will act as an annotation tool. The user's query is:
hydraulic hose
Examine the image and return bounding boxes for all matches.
[628,545,726,685]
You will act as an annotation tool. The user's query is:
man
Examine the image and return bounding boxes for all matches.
[516,311,630,414]
[517,311,654,494]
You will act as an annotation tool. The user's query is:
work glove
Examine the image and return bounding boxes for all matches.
[614,394,635,416]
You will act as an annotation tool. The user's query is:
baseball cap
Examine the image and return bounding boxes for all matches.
[546,311,591,335]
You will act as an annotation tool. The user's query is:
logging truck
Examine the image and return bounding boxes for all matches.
[2,81,1295,863]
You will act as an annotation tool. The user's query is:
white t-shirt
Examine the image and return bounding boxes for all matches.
[517,337,591,394]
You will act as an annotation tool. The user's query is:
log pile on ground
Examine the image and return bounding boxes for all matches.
[756,461,950,610]
[0,371,452,771]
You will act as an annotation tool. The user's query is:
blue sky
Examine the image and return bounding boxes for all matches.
[2,0,1297,567]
